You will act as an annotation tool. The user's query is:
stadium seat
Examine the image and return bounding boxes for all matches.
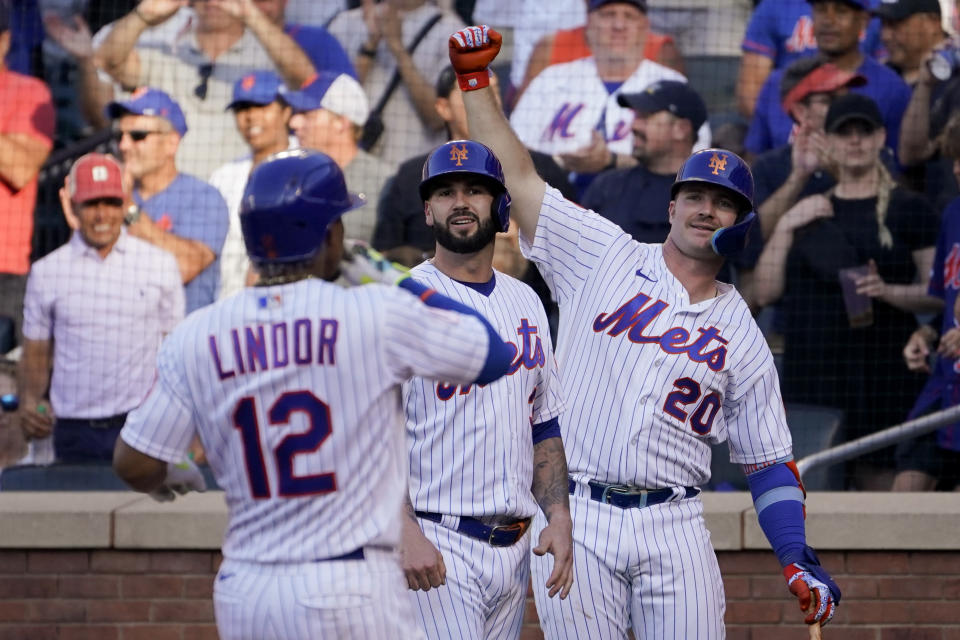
[0,462,220,491]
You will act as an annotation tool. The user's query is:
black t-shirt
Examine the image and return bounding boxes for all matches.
[780,187,939,436]
[582,164,676,244]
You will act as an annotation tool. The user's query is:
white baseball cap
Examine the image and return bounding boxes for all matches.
[281,72,371,127]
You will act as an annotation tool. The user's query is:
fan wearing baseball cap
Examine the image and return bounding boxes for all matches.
[875,0,946,85]
[754,93,940,491]
[106,87,229,313]
[581,80,707,245]
[15,153,183,464]
[283,72,392,243]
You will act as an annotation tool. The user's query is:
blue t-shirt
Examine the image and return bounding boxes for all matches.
[745,56,911,158]
[136,174,229,313]
[914,197,960,450]
[742,0,885,69]
[285,23,356,79]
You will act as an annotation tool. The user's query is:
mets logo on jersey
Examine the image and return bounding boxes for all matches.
[708,152,728,176]
[436,318,545,400]
[449,144,469,166]
[593,293,729,372]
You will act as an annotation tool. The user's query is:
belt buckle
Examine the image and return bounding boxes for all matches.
[599,483,646,506]
[487,519,528,547]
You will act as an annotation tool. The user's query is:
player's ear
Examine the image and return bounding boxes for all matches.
[668,200,676,223]
[424,201,434,227]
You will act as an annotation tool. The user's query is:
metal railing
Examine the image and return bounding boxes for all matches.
[796,404,960,481]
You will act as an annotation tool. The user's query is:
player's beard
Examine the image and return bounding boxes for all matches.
[433,210,499,254]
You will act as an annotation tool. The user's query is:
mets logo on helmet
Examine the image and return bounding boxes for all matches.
[449,144,469,166]
[708,152,728,176]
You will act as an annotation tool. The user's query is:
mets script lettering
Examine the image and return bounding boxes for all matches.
[437,318,545,400]
[592,293,728,371]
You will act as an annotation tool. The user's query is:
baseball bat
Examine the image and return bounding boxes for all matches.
[808,622,822,640]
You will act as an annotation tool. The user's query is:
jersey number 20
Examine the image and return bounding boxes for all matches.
[663,377,721,435]
[233,390,336,498]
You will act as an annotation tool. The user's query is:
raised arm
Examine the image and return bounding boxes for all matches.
[96,0,185,89]
[452,26,545,244]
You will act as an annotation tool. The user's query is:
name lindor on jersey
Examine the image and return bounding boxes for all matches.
[208,317,339,379]
[592,292,729,372]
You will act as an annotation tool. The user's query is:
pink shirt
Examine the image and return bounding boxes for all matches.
[0,68,55,275]
[22,231,185,418]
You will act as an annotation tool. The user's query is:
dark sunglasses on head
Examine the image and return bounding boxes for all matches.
[114,129,166,142]
[195,63,215,101]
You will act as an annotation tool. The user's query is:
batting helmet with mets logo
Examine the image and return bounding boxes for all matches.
[671,148,756,257]
[419,140,512,232]
[240,149,365,265]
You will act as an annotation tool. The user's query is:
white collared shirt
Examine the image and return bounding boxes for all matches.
[22,230,185,418]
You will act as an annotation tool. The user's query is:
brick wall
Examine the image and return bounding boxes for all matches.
[2,549,959,639]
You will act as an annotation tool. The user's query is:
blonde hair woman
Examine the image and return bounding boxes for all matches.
[754,94,943,491]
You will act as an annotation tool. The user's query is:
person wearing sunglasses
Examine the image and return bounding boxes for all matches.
[107,87,229,313]
[95,0,317,180]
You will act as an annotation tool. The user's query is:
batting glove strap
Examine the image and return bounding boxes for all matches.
[782,562,840,625]
[456,69,491,92]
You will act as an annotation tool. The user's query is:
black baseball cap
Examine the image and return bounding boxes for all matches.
[807,0,871,10]
[589,0,647,12]
[873,0,942,20]
[618,81,707,131]
[824,93,884,132]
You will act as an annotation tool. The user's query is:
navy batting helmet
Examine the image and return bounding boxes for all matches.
[419,140,511,232]
[671,148,756,257]
[240,149,365,265]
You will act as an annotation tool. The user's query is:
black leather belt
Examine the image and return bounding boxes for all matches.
[416,511,531,547]
[570,478,700,509]
[57,413,128,430]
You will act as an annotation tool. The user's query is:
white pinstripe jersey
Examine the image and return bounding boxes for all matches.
[521,187,793,489]
[121,279,491,563]
[403,263,564,519]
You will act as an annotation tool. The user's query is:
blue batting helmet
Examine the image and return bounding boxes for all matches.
[419,140,512,232]
[670,148,757,257]
[240,149,365,265]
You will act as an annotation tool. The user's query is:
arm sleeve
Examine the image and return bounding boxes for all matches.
[158,253,186,332]
[120,331,196,463]
[5,79,54,147]
[744,73,779,155]
[21,264,53,341]
[531,301,564,425]
[519,186,625,306]
[740,0,777,58]
[179,185,230,257]
[381,285,511,386]
[746,459,808,567]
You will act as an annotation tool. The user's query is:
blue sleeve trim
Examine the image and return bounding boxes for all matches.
[746,460,798,501]
[532,417,561,444]
[754,485,804,515]
[398,278,511,385]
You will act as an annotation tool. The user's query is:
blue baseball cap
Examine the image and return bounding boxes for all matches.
[279,72,370,126]
[106,87,188,136]
[618,80,708,132]
[227,70,283,110]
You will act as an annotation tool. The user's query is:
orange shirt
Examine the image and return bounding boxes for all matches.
[0,69,55,275]
[548,26,673,67]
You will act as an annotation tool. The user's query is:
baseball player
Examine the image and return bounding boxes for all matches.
[448,26,842,639]
[113,149,516,640]
[397,140,573,639]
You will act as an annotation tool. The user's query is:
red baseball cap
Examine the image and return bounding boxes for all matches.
[68,153,125,203]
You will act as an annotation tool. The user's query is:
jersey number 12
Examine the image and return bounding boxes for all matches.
[233,390,337,498]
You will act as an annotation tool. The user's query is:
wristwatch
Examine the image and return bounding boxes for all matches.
[124,204,142,225]
[358,42,378,58]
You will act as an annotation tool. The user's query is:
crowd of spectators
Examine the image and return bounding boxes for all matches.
[2,0,960,492]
